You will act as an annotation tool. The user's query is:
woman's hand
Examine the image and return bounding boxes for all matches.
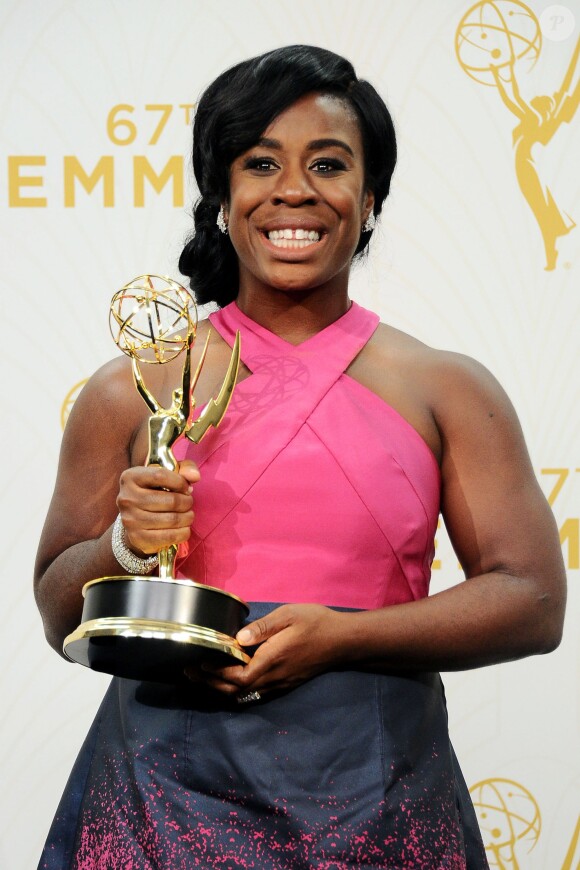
[190,604,348,698]
[117,460,200,557]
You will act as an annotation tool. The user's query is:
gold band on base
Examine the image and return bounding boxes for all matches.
[64,615,250,676]
[64,573,250,681]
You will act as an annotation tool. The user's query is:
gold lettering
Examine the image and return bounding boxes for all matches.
[63,156,114,207]
[107,104,137,146]
[541,468,569,507]
[179,103,196,125]
[145,104,173,145]
[432,519,442,570]
[559,518,579,569]
[133,155,183,207]
[8,156,47,207]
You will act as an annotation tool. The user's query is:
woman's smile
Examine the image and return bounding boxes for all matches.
[265,228,321,248]
[258,223,327,256]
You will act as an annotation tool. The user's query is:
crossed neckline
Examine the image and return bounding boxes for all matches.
[208,300,441,472]
[227,300,355,351]
[209,299,377,376]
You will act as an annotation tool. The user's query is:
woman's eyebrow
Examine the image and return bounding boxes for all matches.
[254,136,355,158]
[255,137,282,150]
[307,138,354,157]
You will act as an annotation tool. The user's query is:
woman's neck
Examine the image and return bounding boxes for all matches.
[235,285,351,346]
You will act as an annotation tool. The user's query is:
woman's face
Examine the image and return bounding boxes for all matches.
[226,92,374,298]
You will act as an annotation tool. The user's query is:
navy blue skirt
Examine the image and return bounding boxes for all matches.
[40,604,488,869]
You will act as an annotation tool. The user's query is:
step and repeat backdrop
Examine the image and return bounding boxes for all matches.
[1,0,578,867]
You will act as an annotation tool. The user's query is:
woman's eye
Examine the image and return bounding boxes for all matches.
[244,157,278,172]
[311,158,347,173]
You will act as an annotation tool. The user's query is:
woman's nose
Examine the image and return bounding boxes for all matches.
[270,166,318,206]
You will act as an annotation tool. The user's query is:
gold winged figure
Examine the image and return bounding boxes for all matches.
[491,36,579,270]
[132,325,241,577]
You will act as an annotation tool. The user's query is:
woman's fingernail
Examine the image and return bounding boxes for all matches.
[237,628,252,645]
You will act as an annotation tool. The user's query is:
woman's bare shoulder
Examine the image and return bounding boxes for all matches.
[70,354,143,425]
[369,322,507,404]
[353,322,517,463]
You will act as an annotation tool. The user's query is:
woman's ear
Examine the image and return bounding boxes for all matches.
[362,190,375,225]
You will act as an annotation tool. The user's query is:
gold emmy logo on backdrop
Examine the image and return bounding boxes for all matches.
[470,778,541,868]
[470,777,580,868]
[562,815,580,870]
[456,1,580,270]
[64,275,249,682]
[61,378,89,430]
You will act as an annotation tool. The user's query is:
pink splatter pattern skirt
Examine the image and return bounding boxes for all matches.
[39,604,488,869]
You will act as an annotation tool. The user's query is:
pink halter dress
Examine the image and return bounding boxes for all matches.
[40,302,488,870]
[173,300,440,610]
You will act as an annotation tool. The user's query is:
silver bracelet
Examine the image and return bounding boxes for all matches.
[112,514,159,575]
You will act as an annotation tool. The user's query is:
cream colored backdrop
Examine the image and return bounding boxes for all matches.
[1,1,578,867]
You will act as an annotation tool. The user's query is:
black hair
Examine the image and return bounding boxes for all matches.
[178,45,397,307]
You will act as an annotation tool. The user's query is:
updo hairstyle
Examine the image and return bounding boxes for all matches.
[179,45,397,307]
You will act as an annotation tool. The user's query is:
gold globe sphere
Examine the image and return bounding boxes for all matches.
[109,275,197,364]
[469,777,541,863]
[455,0,541,86]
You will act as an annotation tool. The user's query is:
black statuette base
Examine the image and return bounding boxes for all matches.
[63,576,250,683]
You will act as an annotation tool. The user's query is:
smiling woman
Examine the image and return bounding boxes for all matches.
[179,44,395,310]
[36,45,565,870]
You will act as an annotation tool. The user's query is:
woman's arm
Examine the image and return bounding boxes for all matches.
[34,357,197,655]
[203,353,566,695]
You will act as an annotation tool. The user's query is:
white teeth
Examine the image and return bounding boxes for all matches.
[267,228,321,247]
[269,239,314,249]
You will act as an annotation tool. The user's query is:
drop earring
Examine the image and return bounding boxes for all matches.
[217,206,228,235]
[362,213,376,232]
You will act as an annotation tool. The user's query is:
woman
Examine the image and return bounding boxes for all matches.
[36,46,566,868]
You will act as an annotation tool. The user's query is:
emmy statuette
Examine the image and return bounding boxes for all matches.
[64,276,249,682]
